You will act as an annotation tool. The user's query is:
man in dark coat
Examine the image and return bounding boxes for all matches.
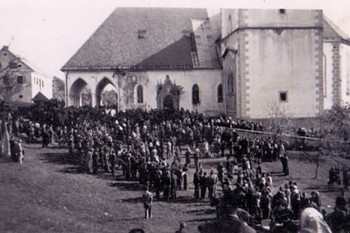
[198,191,256,233]
[193,169,200,199]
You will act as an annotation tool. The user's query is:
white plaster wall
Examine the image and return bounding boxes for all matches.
[340,44,350,106]
[243,9,322,28]
[323,43,334,109]
[246,29,319,118]
[146,69,224,115]
[66,69,224,115]
[31,72,53,99]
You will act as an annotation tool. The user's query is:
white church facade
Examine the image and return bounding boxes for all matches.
[61,8,350,119]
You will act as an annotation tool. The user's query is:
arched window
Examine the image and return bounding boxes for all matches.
[137,84,143,104]
[227,15,233,34]
[192,84,200,105]
[227,74,234,95]
[217,84,223,103]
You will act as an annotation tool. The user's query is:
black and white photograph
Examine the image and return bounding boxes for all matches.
[1,0,350,232]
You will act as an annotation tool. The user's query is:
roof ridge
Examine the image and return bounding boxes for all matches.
[323,15,350,40]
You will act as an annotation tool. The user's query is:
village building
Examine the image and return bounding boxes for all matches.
[0,46,53,106]
[61,8,350,119]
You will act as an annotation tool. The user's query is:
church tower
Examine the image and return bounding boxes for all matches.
[220,9,324,119]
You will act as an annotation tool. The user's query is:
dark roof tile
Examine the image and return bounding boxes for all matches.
[32,92,49,102]
[62,7,220,71]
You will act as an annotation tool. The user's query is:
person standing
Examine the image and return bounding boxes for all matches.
[200,172,208,200]
[193,169,200,199]
[207,170,217,199]
[142,186,153,219]
[194,147,200,169]
[185,148,191,166]
[182,163,188,191]
[217,162,224,184]
[175,222,187,233]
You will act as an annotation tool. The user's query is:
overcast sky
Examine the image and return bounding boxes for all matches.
[1,0,350,80]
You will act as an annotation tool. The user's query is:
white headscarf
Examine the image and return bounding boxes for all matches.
[299,207,332,233]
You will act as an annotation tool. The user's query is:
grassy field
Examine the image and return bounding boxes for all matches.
[0,141,349,233]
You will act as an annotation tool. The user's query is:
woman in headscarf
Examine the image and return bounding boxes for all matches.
[299,204,332,233]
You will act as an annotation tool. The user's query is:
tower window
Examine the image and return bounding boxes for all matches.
[138,30,147,39]
[279,9,286,14]
[217,84,223,103]
[279,91,288,102]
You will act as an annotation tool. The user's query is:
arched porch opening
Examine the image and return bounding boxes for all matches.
[96,77,118,110]
[69,78,90,107]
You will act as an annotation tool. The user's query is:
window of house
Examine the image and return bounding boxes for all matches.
[19,95,23,98]
[192,84,200,105]
[279,9,286,14]
[42,80,44,87]
[279,91,288,102]
[10,62,18,69]
[138,30,147,39]
[137,85,143,103]
[17,76,24,84]
[217,84,223,103]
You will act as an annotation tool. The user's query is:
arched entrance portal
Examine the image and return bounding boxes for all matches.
[96,77,118,110]
[69,78,89,107]
[163,95,174,110]
[156,76,181,110]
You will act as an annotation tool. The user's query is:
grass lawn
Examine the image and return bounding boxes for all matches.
[0,142,349,233]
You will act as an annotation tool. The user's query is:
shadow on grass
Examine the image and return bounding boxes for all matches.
[109,179,143,191]
[186,208,216,216]
[120,196,143,203]
[0,157,15,163]
[39,152,74,165]
[304,184,343,193]
[186,217,216,223]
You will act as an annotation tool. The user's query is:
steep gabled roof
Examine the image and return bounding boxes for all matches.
[0,46,34,72]
[32,92,49,102]
[61,7,221,71]
[323,16,350,44]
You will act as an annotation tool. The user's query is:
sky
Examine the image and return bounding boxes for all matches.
[1,0,350,80]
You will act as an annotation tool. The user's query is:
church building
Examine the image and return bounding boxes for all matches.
[61,8,350,119]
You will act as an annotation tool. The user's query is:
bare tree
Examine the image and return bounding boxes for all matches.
[264,102,295,139]
[52,76,65,101]
[101,89,117,107]
[302,105,350,178]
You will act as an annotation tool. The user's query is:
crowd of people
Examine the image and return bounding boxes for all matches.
[1,106,349,232]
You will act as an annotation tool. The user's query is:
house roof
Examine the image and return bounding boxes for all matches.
[61,7,221,72]
[0,46,34,72]
[323,16,350,44]
[32,92,49,102]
